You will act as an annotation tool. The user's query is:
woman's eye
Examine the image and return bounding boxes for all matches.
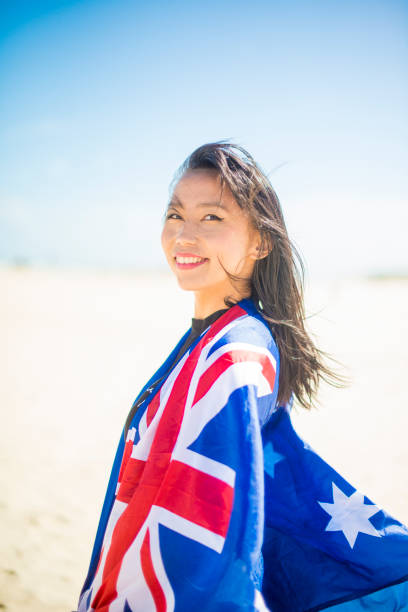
[165,213,222,221]
[204,214,222,221]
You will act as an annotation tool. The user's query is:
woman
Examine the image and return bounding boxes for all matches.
[77,143,408,611]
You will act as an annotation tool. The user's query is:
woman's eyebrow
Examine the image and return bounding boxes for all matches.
[167,200,228,211]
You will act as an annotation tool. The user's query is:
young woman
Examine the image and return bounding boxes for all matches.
[77,143,408,612]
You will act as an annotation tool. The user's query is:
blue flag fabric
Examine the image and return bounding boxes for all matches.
[261,407,408,610]
[78,298,408,611]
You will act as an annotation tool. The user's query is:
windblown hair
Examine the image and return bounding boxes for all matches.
[172,141,345,410]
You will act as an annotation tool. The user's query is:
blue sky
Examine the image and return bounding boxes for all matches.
[1,0,407,278]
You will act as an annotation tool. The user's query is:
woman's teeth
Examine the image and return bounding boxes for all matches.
[176,257,206,264]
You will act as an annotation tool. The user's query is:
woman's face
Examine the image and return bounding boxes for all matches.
[161,168,261,311]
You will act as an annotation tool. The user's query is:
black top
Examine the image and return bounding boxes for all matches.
[191,308,230,334]
[173,307,230,369]
[124,307,230,438]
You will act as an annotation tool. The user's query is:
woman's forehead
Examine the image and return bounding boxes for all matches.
[175,168,220,188]
[172,169,234,203]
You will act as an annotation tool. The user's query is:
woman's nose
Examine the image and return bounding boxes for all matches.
[175,221,198,245]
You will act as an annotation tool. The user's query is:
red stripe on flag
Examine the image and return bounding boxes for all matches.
[140,528,166,612]
[146,391,161,427]
[116,457,146,503]
[118,439,134,485]
[91,574,118,611]
[193,351,234,405]
[155,460,234,537]
[193,349,276,406]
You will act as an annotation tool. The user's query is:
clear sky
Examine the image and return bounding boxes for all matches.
[1,0,407,278]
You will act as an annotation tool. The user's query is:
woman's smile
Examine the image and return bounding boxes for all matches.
[175,258,209,269]
[174,251,209,269]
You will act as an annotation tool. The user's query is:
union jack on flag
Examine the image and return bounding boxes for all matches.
[78,299,408,612]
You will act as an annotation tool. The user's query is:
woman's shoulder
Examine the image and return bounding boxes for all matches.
[204,298,281,425]
[208,297,279,366]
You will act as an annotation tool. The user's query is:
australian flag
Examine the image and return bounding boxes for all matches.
[77,298,408,611]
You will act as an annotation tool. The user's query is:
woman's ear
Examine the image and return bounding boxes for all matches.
[249,229,272,260]
[255,245,270,259]
[248,243,270,261]
[254,238,273,260]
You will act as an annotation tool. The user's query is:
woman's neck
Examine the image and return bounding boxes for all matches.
[193,288,250,319]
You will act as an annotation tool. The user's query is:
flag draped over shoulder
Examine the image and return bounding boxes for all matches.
[78,298,408,612]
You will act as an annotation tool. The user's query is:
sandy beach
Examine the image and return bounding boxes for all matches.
[1,265,407,612]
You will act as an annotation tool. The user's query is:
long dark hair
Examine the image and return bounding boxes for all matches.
[172,140,345,410]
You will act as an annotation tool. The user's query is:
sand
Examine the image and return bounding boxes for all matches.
[1,265,407,611]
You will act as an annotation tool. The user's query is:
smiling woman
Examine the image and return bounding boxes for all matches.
[76,142,408,612]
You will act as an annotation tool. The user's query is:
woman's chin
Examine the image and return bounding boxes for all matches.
[175,278,204,291]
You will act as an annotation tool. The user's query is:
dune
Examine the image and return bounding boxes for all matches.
[1,265,407,611]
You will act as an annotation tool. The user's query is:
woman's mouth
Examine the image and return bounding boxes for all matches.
[174,256,209,270]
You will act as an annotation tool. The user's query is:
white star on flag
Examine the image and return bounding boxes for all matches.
[318,482,382,549]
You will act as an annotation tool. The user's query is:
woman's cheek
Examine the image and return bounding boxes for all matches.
[161,225,174,249]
